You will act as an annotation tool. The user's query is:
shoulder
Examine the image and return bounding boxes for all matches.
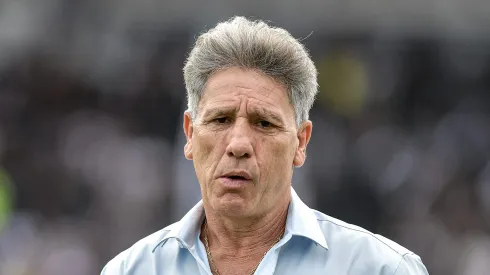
[312,210,428,274]
[313,209,411,255]
[100,222,178,275]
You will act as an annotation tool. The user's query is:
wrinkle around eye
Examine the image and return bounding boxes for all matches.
[212,117,233,125]
[257,120,272,128]
[201,117,233,130]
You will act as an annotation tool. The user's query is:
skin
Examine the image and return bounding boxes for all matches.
[183,67,312,274]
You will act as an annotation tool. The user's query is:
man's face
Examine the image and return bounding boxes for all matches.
[183,67,311,218]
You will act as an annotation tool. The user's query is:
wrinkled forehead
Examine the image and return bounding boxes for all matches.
[197,68,294,117]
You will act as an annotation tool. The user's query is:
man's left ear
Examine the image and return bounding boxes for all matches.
[293,120,312,167]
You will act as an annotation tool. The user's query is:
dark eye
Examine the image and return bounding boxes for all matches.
[215,117,228,123]
[258,120,271,128]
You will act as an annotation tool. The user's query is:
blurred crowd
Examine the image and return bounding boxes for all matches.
[1,1,490,275]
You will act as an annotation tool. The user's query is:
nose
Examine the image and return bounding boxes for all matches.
[225,119,253,159]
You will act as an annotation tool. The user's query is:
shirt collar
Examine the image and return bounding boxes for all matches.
[153,187,328,252]
[286,188,328,249]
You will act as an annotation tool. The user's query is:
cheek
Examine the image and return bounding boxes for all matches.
[193,130,223,170]
[271,135,296,159]
[258,136,295,177]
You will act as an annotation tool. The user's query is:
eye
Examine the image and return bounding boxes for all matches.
[215,117,229,124]
[258,120,272,128]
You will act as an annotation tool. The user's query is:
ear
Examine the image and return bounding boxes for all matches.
[183,111,194,160]
[293,120,312,167]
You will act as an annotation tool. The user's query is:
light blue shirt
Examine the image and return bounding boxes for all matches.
[101,188,429,274]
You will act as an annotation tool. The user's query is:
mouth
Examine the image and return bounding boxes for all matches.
[218,171,253,187]
[220,171,252,180]
[226,175,246,180]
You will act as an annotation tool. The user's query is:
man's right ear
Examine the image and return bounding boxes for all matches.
[183,112,194,160]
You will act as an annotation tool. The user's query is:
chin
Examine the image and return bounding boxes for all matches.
[213,196,251,217]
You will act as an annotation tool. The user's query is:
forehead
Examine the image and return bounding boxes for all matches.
[199,68,294,117]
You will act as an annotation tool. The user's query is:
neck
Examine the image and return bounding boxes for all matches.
[202,196,290,257]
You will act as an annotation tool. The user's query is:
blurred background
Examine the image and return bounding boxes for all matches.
[1,0,490,274]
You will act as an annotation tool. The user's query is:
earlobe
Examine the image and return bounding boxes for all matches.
[293,121,312,167]
[184,142,193,160]
[183,112,194,160]
[293,150,305,167]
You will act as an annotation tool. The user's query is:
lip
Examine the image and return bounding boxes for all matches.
[218,176,252,188]
[220,170,252,180]
[217,170,253,188]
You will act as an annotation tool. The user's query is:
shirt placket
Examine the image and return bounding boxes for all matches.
[179,240,213,275]
[253,235,291,275]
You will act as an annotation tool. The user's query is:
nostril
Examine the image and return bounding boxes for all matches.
[227,151,250,158]
[226,142,252,158]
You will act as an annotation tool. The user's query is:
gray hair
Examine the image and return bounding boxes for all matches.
[183,16,318,126]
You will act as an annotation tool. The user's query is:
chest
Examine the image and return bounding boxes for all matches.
[140,239,390,275]
[209,261,258,275]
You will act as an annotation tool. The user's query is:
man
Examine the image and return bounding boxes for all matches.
[101,16,429,275]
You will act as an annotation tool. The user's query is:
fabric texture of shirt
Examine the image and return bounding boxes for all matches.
[101,188,429,275]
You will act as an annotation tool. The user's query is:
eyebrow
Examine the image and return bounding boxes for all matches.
[202,107,236,119]
[252,107,285,124]
[201,106,285,124]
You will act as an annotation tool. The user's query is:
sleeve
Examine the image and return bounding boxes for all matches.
[393,253,429,275]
